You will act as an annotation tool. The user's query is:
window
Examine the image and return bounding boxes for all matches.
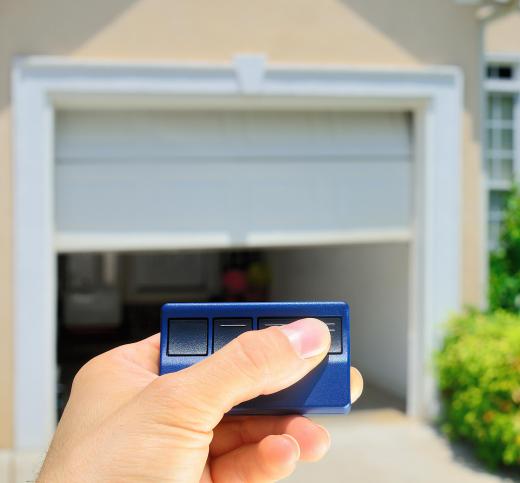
[486,64,514,80]
[487,94,514,184]
[488,191,508,252]
[486,92,516,251]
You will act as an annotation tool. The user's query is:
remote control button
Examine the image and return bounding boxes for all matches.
[258,317,342,354]
[258,317,298,329]
[323,317,342,354]
[168,318,208,356]
[213,318,253,352]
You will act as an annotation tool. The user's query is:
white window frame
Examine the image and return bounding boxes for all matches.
[485,54,520,252]
[486,92,515,251]
[13,55,462,450]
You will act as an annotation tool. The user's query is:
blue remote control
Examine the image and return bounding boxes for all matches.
[160,301,350,414]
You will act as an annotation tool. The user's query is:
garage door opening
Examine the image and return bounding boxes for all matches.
[57,244,408,417]
[54,106,413,416]
[14,59,462,449]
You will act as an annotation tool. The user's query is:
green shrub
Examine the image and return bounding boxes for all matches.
[436,310,520,468]
[490,186,520,312]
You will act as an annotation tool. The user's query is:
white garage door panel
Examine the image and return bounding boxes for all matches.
[56,161,411,232]
[55,110,412,249]
[56,110,411,160]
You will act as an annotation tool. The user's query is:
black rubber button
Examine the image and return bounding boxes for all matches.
[322,317,342,354]
[168,318,208,356]
[213,318,252,352]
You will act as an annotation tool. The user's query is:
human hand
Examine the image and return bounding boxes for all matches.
[38,318,363,482]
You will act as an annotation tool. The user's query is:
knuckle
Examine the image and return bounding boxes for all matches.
[71,356,100,388]
[71,350,118,390]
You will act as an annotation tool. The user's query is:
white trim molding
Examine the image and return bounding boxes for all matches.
[55,229,413,254]
[12,55,463,450]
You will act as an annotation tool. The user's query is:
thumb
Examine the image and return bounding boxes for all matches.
[148,318,331,429]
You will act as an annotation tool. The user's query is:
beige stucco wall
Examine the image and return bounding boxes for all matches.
[486,10,520,54]
[0,0,482,449]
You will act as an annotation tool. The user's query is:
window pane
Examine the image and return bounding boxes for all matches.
[486,64,514,80]
[500,96,514,120]
[488,94,515,120]
[487,157,514,182]
[486,128,494,149]
[488,94,499,120]
[487,157,496,179]
[499,158,514,180]
[486,66,497,79]
[501,128,513,150]
[490,190,508,214]
[487,95,494,116]
[498,66,514,79]
[489,221,500,251]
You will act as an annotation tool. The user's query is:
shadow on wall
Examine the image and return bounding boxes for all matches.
[341,0,481,139]
[341,0,478,64]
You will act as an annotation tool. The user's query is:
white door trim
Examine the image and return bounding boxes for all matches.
[12,55,463,450]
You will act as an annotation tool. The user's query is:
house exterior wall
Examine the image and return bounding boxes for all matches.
[486,10,520,55]
[0,0,482,449]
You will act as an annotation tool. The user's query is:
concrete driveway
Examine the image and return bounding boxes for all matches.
[5,386,517,483]
[287,409,517,483]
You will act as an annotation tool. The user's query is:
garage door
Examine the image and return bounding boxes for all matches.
[54,109,412,251]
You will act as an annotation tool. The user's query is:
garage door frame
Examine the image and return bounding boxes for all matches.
[12,55,462,450]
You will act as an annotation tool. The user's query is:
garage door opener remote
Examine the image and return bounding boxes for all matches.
[160,301,351,414]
